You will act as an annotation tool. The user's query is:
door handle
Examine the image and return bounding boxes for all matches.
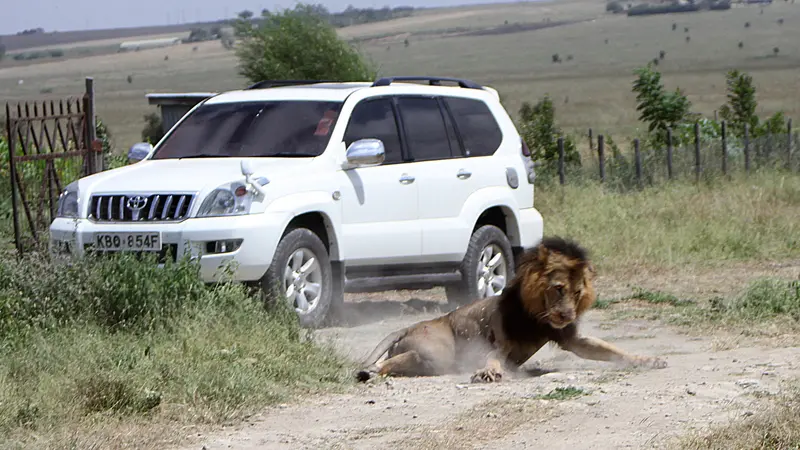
[399,174,415,184]
[456,169,472,180]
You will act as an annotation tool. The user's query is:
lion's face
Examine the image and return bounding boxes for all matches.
[518,238,597,329]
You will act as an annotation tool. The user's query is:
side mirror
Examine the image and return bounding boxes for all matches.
[344,139,385,169]
[127,142,153,164]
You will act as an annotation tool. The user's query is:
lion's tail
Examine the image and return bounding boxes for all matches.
[355,328,409,382]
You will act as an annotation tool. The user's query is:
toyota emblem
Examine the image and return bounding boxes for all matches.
[126,195,148,211]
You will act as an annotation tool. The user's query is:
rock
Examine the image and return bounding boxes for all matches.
[736,379,760,389]
[686,388,697,396]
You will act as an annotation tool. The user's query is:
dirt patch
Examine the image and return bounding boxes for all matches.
[170,260,800,449]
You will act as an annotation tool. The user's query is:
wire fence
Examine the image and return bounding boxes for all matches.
[541,120,798,190]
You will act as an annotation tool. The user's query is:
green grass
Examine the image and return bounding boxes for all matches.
[536,171,800,272]
[0,253,352,448]
[533,386,588,401]
[593,287,694,309]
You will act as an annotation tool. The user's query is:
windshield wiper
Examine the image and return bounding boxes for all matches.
[176,153,224,159]
[265,152,319,158]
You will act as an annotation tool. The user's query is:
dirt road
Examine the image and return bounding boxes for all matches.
[182,262,800,450]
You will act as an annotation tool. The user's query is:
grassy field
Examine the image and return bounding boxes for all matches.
[1,0,798,148]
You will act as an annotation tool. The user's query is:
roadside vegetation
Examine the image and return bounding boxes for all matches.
[0,252,352,447]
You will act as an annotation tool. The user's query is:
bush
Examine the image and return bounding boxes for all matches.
[234,3,377,84]
[141,112,165,145]
[606,1,624,13]
[517,95,580,175]
[0,253,350,446]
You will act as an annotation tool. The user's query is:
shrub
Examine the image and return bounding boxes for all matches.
[0,253,351,444]
[606,1,625,13]
[631,63,692,145]
[141,112,164,145]
[517,95,580,174]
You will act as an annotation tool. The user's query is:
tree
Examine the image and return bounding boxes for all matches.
[234,3,377,84]
[718,69,758,138]
[141,113,165,145]
[0,42,5,61]
[631,63,692,144]
[606,1,624,13]
[517,95,580,172]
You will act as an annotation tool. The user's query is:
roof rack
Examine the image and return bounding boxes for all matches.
[245,80,342,90]
[371,76,483,90]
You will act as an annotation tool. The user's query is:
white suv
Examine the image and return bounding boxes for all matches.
[49,77,544,328]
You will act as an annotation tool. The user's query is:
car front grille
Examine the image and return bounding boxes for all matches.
[89,194,194,222]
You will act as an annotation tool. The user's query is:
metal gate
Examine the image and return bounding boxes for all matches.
[4,78,103,255]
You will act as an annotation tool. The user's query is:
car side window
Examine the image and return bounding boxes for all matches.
[396,96,453,161]
[343,97,403,164]
[443,97,503,157]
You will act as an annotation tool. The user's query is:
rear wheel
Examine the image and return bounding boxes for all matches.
[446,225,514,306]
[261,228,333,328]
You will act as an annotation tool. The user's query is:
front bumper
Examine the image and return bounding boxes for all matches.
[49,213,286,282]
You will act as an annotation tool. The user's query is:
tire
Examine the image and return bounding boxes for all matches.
[446,225,515,306]
[261,228,333,329]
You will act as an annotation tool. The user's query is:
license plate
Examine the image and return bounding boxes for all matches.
[94,232,162,251]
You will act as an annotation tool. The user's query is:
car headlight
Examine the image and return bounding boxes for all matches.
[197,182,255,217]
[56,181,79,218]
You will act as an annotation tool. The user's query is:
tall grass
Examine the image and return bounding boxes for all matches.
[0,253,351,448]
[535,171,800,271]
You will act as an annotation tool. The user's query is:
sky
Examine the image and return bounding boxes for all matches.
[1,0,508,35]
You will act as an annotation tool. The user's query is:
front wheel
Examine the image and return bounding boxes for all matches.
[261,228,333,328]
[446,225,514,306]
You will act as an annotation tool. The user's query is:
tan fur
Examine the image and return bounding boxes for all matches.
[356,237,666,383]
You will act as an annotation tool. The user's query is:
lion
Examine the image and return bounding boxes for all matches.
[356,236,667,383]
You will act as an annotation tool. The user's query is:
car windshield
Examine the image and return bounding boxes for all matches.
[151,100,343,159]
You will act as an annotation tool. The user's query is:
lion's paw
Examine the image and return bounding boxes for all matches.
[470,367,504,383]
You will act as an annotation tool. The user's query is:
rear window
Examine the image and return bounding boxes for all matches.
[444,97,503,157]
[152,100,343,159]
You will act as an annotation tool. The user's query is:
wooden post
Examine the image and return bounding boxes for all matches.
[788,118,793,170]
[6,103,23,256]
[694,121,701,182]
[588,128,594,154]
[721,120,727,176]
[558,136,565,185]
[744,123,750,173]
[666,127,674,180]
[598,134,605,183]
[634,138,642,187]
[84,77,100,174]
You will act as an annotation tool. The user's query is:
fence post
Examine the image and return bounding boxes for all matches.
[788,118,793,171]
[84,77,100,174]
[6,103,23,256]
[598,134,605,183]
[558,136,565,185]
[744,123,750,173]
[588,128,594,154]
[634,138,642,187]
[666,127,673,180]
[694,121,701,182]
[721,120,727,176]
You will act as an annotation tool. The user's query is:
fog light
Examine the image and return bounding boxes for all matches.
[206,239,243,254]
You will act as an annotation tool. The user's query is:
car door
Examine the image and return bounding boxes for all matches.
[397,95,506,263]
[393,95,464,263]
[337,96,422,267]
